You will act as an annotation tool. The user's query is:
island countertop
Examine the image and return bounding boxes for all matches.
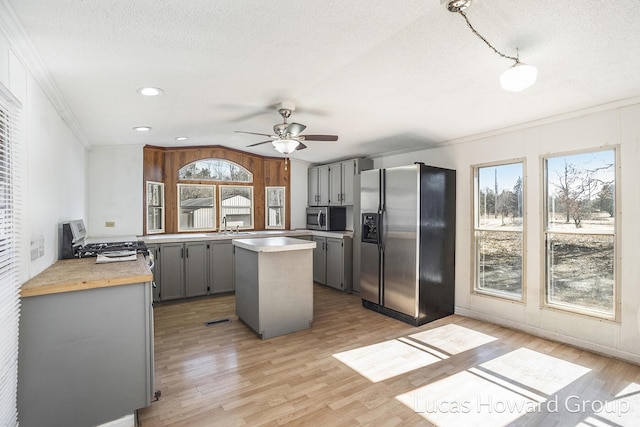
[21,255,153,298]
[232,236,317,253]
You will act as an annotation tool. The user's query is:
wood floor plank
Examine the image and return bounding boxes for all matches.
[138,285,640,426]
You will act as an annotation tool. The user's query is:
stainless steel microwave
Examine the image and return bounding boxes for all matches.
[306,206,347,231]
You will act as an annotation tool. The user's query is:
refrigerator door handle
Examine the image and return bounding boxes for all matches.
[377,210,384,251]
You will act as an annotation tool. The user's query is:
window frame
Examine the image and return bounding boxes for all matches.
[471,159,526,302]
[178,158,253,183]
[542,146,620,321]
[177,183,217,232]
[145,181,165,234]
[265,186,286,229]
[219,185,254,230]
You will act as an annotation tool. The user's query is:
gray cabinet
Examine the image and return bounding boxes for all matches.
[148,243,161,302]
[18,282,154,427]
[312,158,373,206]
[157,239,234,301]
[185,241,208,297]
[159,242,185,301]
[312,235,353,292]
[209,240,234,293]
[308,164,329,206]
[326,237,344,290]
[312,236,327,284]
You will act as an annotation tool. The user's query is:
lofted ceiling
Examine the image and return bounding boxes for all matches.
[4,0,640,164]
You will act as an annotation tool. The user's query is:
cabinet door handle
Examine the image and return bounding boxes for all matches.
[186,247,189,257]
[181,248,184,258]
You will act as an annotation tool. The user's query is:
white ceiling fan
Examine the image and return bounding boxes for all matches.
[235,101,338,155]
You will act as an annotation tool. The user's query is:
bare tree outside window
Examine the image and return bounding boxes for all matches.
[545,149,616,317]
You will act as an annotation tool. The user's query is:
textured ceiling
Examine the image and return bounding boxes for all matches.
[4,0,640,163]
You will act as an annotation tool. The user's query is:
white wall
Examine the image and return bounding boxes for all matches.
[290,158,310,229]
[0,29,86,279]
[87,145,143,237]
[374,102,640,364]
[0,17,87,426]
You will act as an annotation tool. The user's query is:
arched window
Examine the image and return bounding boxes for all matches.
[178,159,252,182]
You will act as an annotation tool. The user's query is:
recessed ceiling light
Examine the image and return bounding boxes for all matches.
[137,87,163,96]
[133,126,152,132]
[175,136,189,141]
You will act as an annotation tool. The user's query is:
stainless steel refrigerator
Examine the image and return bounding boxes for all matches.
[360,163,456,325]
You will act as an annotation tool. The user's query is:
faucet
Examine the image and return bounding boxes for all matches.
[222,216,227,233]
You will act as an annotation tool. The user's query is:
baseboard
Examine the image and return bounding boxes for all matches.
[455,307,640,366]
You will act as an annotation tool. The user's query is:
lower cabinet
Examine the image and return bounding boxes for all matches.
[147,244,161,302]
[209,240,234,293]
[159,242,186,301]
[18,281,154,426]
[312,236,327,284]
[153,240,234,301]
[312,236,353,292]
[185,242,208,297]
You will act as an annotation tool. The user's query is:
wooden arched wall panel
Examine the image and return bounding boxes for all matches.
[143,145,290,234]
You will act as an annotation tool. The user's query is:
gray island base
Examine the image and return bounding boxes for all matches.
[233,237,316,339]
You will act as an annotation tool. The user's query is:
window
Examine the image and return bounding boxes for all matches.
[219,186,253,230]
[473,161,524,300]
[265,186,285,229]
[178,184,216,232]
[544,148,617,318]
[0,83,21,425]
[178,158,252,182]
[146,181,164,234]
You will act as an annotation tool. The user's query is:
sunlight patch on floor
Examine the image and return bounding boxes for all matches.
[333,338,444,382]
[581,382,640,426]
[396,370,541,427]
[409,324,498,355]
[479,347,591,395]
[396,347,593,426]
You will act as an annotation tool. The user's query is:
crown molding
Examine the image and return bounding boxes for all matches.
[0,0,90,148]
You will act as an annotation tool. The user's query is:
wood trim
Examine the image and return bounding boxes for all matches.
[143,145,290,234]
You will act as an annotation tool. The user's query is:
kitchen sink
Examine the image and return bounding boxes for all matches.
[206,232,253,236]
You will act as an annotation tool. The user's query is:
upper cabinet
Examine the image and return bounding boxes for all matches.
[309,158,372,206]
[308,164,329,206]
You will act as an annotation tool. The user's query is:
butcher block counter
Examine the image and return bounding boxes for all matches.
[18,255,155,427]
[21,255,153,297]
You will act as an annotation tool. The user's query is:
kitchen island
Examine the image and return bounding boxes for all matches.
[18,256,154,427]
[233,237,316,339]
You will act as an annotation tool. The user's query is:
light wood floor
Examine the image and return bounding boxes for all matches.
[138,285,640,426]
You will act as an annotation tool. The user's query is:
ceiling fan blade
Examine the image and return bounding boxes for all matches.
[300,135,338,141]
[295,142,308,151]
[246,140,273,147]
[235,130,274,138]
[286,122,306,136]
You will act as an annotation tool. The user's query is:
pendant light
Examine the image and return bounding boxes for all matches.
[444,0,537,92]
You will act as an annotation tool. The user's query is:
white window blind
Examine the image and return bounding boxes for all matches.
[0,83,22,426]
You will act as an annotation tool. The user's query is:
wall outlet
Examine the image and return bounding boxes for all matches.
[30,236,44,261]
[105,221,115,227]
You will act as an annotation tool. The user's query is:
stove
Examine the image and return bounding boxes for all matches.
[76,241,149,258]
[61,219,149,259]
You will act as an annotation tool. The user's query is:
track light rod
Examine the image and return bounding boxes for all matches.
[458,10,519,63]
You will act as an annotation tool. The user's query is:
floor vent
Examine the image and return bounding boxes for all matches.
[204,318,231,327]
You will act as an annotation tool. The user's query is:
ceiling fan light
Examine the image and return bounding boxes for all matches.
[272,139,300,155]
[500,62,538,92]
